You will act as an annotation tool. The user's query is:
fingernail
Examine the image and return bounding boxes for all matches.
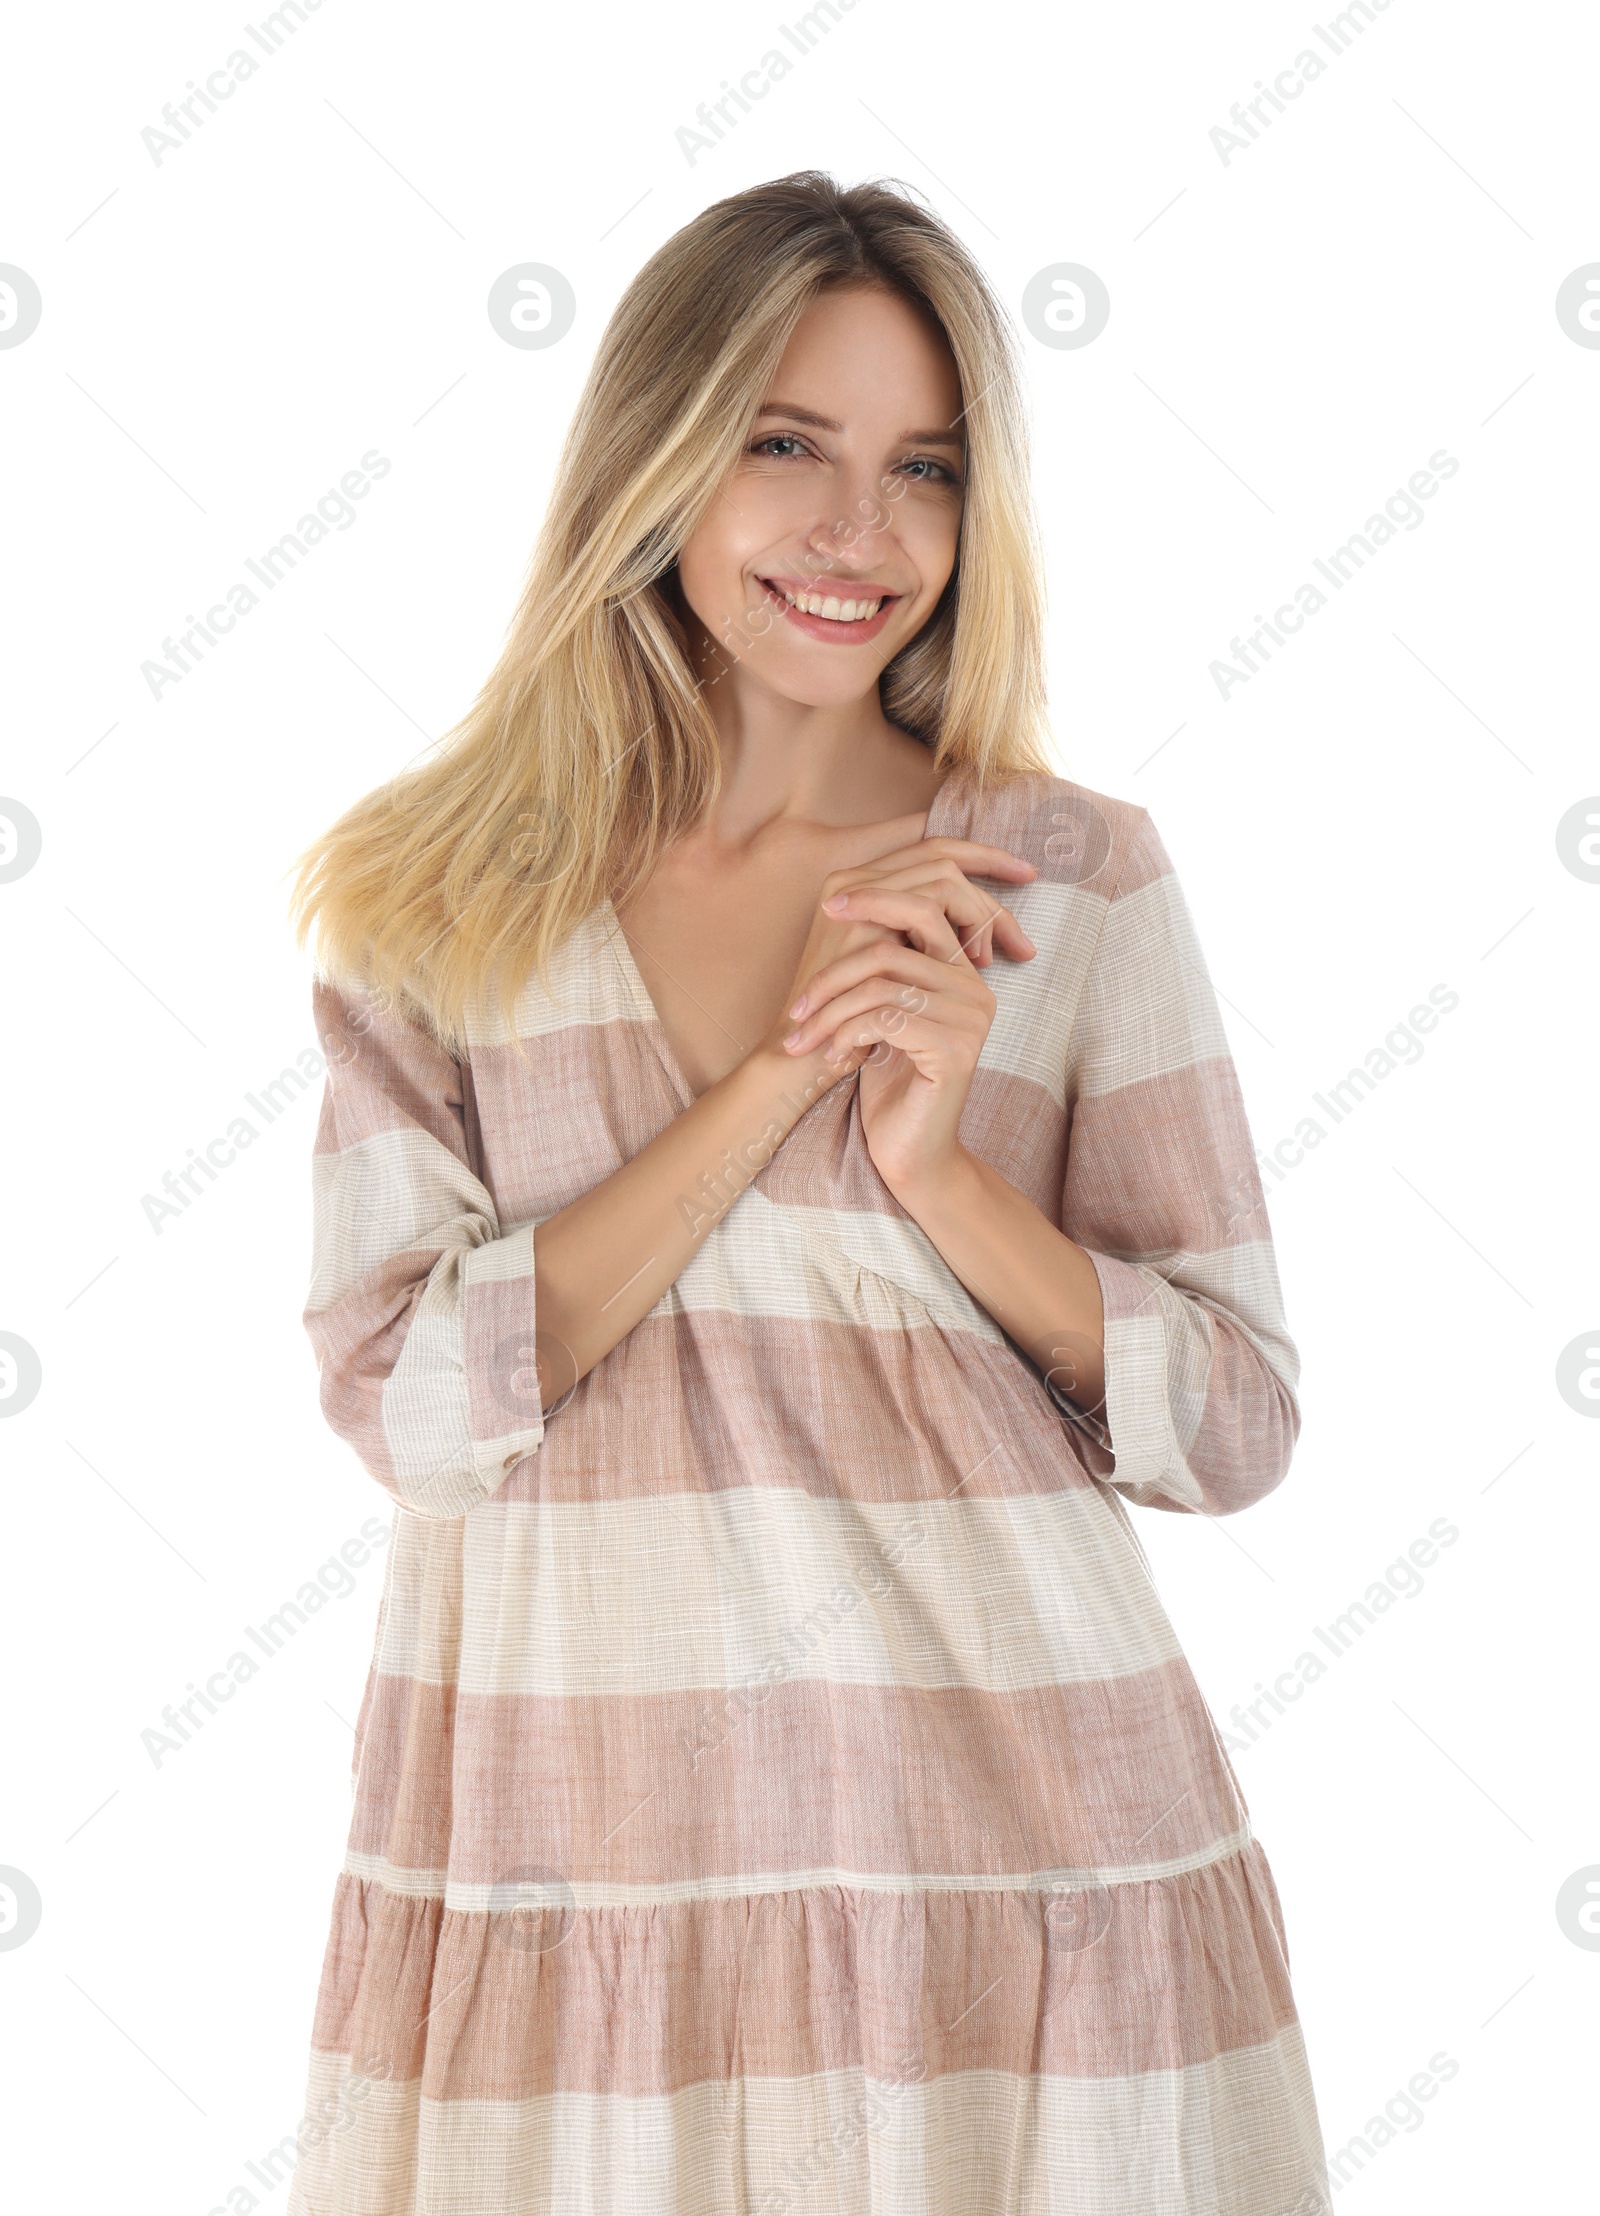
[823,892,849,912]
[789,995,807,1018]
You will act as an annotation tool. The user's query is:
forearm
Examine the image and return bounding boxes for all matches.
[532,1041,838,1395]
[884,1145,1108,1418]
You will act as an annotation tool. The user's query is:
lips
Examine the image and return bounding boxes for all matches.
[757,574,903,645]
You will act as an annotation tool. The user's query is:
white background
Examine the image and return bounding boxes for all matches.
[1,1,1595,2209]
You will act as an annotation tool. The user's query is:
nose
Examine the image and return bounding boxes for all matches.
[801,466,898,578]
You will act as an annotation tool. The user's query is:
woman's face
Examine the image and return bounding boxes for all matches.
[675,283,967,713]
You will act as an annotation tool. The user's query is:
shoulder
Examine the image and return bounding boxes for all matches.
[939,765,1171,905]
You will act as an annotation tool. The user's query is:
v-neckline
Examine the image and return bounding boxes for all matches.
[602,764,968,1109]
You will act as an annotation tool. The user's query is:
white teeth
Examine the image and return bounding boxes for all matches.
[779,586,883,622]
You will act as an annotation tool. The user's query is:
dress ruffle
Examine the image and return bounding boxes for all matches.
[286,1842,1329,2215]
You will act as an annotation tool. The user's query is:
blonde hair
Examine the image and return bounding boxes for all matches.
[287,169,1054,1054]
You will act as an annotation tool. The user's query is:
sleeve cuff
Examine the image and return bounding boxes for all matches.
[461,1218,546,1478]
[1053,1249,1205,1511]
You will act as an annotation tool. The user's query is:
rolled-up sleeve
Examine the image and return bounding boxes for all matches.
[1050,813,1301,1517]
[302,977,546,1518]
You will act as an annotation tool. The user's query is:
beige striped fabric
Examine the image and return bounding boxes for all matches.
[286,767,1330,2214]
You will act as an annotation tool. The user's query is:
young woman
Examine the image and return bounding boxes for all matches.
[285,172,1330,2215]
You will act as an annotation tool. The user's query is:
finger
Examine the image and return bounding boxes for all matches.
[796,1029,876,1081]
[936,874,1033,964]
[819,886,966,964]
[823,883,1034,967]
[822,1003,972,1075]
[818,1033,879,1077]
[788,942,968,1027]
[829,839,1038,891]
[824,837,1032,899]
[780,952,979,1045]
[833,861,1011,964]
[830,863,1035,963]
[910,838,1040,881]
[780,983,966,1059]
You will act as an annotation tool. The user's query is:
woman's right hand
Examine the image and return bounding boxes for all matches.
[755,836,1039,1092]
[521,840,1037,1411]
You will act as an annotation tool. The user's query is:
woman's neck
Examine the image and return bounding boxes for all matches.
[692,644,944,841]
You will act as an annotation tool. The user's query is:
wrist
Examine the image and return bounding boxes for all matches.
[732,1038,847,1133]
[877,1140,985,1220]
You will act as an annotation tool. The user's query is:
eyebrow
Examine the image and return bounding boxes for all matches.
[754,401,965,449]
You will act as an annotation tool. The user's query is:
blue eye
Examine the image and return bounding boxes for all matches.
[901,456,960,485]
[752,434,808,459]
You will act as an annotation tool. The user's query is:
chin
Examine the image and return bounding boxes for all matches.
[762,663,888,711]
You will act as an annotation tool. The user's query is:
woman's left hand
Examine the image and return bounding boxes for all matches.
[777,878,1035,1196]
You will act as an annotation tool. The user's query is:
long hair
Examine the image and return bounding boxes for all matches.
[287,169,1054,1055]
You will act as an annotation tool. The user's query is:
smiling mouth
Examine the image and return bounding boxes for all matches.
[757,575,901,633]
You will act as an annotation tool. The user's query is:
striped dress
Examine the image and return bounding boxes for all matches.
[285,764,1331,2216]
